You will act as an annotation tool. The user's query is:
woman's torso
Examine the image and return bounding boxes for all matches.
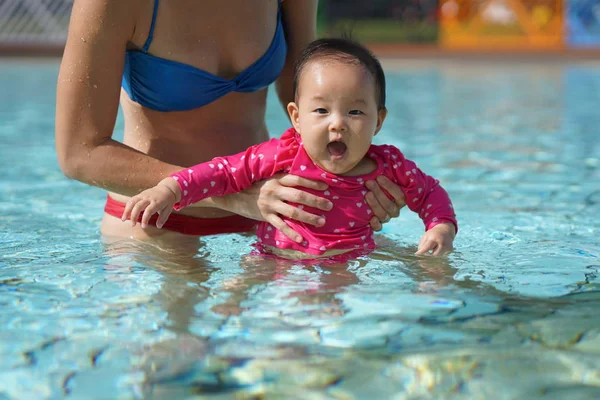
[103,0,284,236]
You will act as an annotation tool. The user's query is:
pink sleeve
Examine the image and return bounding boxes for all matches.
[170,128,298,209]
[384,146,458,232]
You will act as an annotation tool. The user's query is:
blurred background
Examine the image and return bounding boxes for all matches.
[0,0,599,55]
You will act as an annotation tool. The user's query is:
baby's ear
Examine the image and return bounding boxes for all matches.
[287,102,300,131]
[374,108,388,135]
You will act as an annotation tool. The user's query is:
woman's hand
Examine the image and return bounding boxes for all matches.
[364,176,407,231]
[211,173,333,243]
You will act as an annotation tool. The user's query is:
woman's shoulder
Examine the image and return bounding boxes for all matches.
[69,0,144,33]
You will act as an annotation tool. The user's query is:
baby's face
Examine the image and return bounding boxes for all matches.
[288,60,386,176]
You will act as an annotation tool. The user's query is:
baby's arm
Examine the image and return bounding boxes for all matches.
[122,135,292,229]
[386,146,457,255]
[172,136,291,209]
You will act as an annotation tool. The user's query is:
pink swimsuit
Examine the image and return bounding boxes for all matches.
[171,128,457,256]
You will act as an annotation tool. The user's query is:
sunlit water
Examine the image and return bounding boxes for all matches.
[1,58,599,399]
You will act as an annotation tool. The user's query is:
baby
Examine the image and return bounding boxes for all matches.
[122,38,457,259]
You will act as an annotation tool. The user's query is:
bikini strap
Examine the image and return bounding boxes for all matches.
[142,0,159,53]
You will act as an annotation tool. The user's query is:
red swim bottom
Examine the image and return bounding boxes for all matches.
[104,195,257,236]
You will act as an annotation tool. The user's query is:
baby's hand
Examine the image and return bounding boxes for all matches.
[121,178,181,229]
[415,223,456,256]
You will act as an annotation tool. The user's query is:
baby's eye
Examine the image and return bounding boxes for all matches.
[349,110,363,115]
[314,108,328,114]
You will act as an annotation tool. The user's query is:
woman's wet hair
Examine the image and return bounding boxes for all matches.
[293,37,386,110]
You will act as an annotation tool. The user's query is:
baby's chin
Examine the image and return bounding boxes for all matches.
[316,159,357,176]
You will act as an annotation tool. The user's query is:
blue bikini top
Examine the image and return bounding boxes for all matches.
[122,0,287,112]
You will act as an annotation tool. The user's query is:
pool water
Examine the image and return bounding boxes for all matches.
[1,58,599,399]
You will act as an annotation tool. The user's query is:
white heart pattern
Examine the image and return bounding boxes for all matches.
[300,165,306,171]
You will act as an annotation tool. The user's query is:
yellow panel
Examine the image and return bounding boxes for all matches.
[439,0,565,49]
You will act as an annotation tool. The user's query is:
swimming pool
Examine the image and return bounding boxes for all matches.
[1,58,599,399]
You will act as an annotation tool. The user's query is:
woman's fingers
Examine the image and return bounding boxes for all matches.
[365,179,403,220]
[369,216,383,232]
[365,191,389,223]
[266,214,303,243]
[258,178,331,217]
[278,185,333,212]
[274,201,325,227]
[364,176,406,224]
[277,174,332,210]
[376,176,406,210]
[282,186,332,213]
[278,174,328,191]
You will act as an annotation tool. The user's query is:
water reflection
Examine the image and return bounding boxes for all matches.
[2,60,600,398]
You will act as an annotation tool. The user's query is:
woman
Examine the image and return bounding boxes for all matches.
[55,0,405,243]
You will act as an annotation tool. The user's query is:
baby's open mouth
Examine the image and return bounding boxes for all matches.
[327,141,347,157]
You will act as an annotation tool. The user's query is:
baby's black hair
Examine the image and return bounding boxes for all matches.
[292,37,386,110]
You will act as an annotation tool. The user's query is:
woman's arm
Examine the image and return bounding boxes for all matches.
[55,0,183,195]
[275,0,318,108]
